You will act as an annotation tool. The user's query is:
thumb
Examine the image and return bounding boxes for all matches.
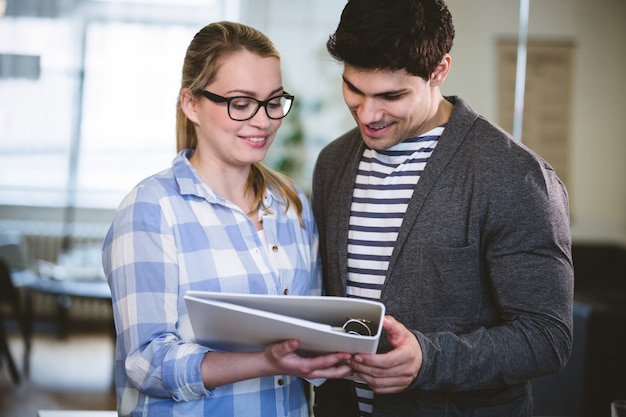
[278,339,300,354]
[382,316,407,348]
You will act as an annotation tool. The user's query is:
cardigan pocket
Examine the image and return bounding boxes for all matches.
[418,242,485,329]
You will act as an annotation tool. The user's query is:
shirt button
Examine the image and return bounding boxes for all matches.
[272,245,278,252]
[277,378,284,386]
[283,288,289,295]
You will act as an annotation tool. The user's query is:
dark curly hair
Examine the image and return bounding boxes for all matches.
[327,0,455,80]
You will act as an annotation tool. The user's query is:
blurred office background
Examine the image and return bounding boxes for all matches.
[1,0,625,243]
[0,0,624,416]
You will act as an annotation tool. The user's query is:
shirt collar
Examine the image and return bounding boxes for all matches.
[173,149,284,209]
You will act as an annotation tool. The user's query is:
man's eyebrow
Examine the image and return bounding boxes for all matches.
[342,76,362,94]
[342,76,407,97]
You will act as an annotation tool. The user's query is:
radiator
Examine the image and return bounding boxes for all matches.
[0,219,108,264]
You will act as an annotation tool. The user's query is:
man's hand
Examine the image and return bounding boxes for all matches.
[349,316,422,394]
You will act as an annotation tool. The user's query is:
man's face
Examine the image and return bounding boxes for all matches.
[341,64,442,151]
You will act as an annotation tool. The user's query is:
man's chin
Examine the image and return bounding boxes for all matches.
[360,133,396,151]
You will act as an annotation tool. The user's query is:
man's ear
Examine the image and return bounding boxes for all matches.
[180,88,200,124]
[430,54,451,87]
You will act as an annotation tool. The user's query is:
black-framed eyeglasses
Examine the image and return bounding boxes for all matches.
[199,90,294,121]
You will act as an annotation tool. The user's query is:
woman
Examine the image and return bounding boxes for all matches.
[102,21,351,417]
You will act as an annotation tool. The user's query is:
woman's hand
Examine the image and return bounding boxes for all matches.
[201,339,352,389]
[264,339,353,380]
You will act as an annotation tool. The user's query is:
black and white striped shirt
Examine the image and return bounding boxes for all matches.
[346,126,443,416]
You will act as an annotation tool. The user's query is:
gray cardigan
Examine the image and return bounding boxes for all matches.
[311,96,574,417]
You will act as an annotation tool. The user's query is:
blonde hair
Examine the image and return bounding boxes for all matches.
[176,21,303,225]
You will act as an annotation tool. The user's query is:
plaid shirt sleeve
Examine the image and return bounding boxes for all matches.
[102,151,319,417]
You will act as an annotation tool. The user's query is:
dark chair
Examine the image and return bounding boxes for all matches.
[0,229,37,286]
[532,243,626,417]
[0,257,22,383]
[0,230,34,382]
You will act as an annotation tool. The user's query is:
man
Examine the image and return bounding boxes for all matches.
[311,0,574,416]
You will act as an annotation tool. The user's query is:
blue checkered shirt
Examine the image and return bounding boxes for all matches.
[102,149,321,417]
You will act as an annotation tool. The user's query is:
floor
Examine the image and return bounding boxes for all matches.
[0,330,116,417]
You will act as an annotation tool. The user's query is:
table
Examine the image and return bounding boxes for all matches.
[24,277,113,376]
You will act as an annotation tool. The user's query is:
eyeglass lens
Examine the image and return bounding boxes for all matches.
[228,95,292,121]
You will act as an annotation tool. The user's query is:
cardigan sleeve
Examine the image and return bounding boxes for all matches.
[410,138,574,392]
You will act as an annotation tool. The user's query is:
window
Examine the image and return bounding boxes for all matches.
[0,0,240,209]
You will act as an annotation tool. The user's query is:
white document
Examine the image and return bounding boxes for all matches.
[184,291,385,356]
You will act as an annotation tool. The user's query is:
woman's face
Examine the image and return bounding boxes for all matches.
[190,50,284,169]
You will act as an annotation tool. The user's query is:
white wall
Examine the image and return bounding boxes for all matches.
[242,0,626,246]
[444,0,626,245]
[239,0,352,187]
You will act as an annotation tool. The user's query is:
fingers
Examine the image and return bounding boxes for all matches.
[350,356,416,393]
[348,316,422,393]
[275,339,300,355]
[307,362,353,380]
[360,375,413,394]
[381,315,408,348]
[266,339,353,379]
[310,351,352,368]
[298,351,353,379]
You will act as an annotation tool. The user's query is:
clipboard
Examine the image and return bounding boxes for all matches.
[184,291,385,356]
